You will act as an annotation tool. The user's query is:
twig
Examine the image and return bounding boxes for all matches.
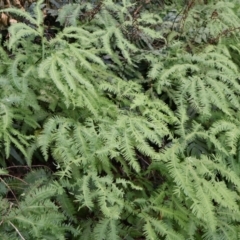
[0,177,20,205]
[9,221,26,240]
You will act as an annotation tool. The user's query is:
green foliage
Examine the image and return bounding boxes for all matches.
[1,0,240,239]
[0,168,74,239]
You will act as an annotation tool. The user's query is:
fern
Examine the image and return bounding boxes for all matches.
[1,0,240,239]
[0,169,70,239]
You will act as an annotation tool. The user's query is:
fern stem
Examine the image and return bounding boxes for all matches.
[41,39,45,60]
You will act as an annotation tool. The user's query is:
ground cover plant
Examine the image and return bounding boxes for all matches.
[1,0,240,239]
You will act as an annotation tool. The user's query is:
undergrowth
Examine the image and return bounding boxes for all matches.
[1,0,240,239]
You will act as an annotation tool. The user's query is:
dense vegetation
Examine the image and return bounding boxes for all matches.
[1,0,240,239]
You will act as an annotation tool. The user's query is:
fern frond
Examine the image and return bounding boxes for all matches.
[0,8,37,26]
